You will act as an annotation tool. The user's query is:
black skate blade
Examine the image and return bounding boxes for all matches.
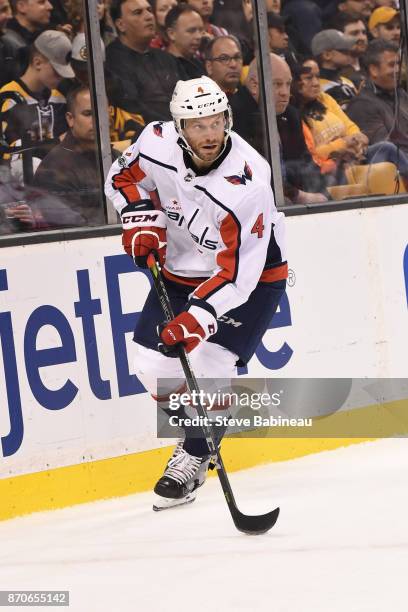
[232,506,280,535]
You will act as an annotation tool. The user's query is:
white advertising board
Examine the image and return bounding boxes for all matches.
[0,204,407,477]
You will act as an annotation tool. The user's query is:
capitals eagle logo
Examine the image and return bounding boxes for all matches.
[225,162,253,185]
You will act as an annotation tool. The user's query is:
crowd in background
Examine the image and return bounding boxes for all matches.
[0,0,405,232]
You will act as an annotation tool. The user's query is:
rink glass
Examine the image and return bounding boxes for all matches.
[1,0,408,244]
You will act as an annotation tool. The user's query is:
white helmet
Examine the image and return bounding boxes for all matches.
[170,76,233,160]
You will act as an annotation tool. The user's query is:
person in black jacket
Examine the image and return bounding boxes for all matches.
[165,3,205,79]
[230,53,328,203]
[1,0,52,78]
[106,0,185,122]
[267,12,298,73]
[0,0,15,87]
[347,39,408,156]
[33,86,105,226]
[281,0,323,55]
[204,35,243,95]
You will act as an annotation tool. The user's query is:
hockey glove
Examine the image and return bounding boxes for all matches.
[121,199,166,268]
[158,305,218,356]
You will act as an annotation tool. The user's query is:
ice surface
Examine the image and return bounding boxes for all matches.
[0,439,407,612]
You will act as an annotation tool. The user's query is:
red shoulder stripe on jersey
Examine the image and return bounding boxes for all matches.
[193,213,240,300]
[112,159,147,204]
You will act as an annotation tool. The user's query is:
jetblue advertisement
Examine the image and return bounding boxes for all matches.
[0,205,407,474]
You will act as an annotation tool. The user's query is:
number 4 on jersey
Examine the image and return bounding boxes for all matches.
[251,213,264,238]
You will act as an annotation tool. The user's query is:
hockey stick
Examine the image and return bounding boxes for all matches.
[146,253,280,535]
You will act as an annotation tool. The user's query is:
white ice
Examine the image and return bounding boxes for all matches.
[0,438,407,612]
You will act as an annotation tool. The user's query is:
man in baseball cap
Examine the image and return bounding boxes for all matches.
[311,29,358,108]
[0,29,74,176]
[65,32,105,90]
[368,6,401,42]
[311,29,357,57]
[34,30,75,79]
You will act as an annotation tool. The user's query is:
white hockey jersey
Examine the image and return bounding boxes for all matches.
[105,121,287,319]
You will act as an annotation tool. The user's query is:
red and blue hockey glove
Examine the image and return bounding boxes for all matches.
[158,305,218,356]
[121,199,166,268]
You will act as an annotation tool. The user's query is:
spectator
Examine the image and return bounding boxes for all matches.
[33,86,105,225]
[63,0,83,35]
[335,0,374,21]
[2,0,52,60]
[97,0,117,46]
[186,0,227,39]
[70,31,93,85]
[105,0,184,122]
[57,31,145,147]
[64,0,116,43]
[267,12,288,53]
[347,39,408,155]
[317,0,343,25]
[0,162,85,232]
[281,0,323,55]
[311,29,357,109]
[228,57,265,154]
[230,53,328,203]
[368,6,400,43]
[46,1,74,38]
[150,0,177,49]
[268,0,281,13]
[165,3,205,78]
[293,57,408,184]
[267,12,297,71]
[210,0,247,44]
[292,58,364,181]
[204,35,243,95]
[0,0,14,87]
[0,30,73,179]
[336,12,368,88]
[239,0,254,64]
[48,0,67,29]
[58,32,106,96]
[0,0,11,29]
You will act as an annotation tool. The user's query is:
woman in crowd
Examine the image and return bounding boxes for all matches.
[292,57,408,188]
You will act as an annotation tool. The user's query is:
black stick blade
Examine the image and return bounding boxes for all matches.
[232,506,280,535]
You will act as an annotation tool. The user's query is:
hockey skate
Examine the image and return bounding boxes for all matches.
[152,445,212,511]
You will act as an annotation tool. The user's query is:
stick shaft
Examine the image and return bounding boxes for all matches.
[146,253,280,534]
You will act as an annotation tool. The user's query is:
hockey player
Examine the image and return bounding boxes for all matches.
[105,76,287,510]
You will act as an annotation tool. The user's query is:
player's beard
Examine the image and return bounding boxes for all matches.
[193,141,223,163]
